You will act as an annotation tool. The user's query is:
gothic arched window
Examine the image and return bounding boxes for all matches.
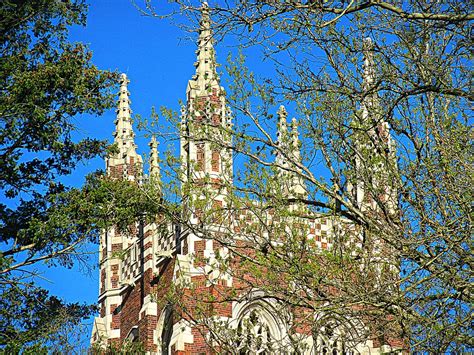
[313,318,355,355]
[235,307,281,355]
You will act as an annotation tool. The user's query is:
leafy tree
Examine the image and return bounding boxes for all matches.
[0,1,159,351]
[140,0,473,353]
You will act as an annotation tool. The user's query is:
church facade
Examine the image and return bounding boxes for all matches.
[91,4,404,354]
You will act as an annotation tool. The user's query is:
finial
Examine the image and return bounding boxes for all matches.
[120,73,129,83]
[200,2,210,28]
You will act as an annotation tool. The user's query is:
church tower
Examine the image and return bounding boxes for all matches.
[92,74,147,346]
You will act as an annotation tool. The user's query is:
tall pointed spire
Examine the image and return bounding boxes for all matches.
[361,37,379,124]
[275,105,289,181]
[107,73,143,181]
[362,38,375,91]
[289,117,306,199]
[348,38,397,212]
[291,117,300,161]
[192,1,219,93]
[114,74,138,156]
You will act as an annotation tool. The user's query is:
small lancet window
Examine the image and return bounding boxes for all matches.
[196,144,205,171]
[211,150,220,172]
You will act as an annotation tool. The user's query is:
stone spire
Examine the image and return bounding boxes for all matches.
[191,1,219,94]
[276,105,289,164]
[275,106,289,187]
[362,38,376,92]
[347,38,397,211]
[114,74,137,155]
[361,37,379,123]
[107,73,143,181]
[289,117,306,199]
[275,105,288,166]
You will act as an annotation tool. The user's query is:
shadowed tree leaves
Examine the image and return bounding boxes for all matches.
[0,1,157,351]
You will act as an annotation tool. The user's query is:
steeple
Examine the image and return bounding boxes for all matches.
[180,2,233,204]
[107,73,143,181]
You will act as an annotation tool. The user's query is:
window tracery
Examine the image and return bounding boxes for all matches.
[313,318,355,355]
[235,307,279,355]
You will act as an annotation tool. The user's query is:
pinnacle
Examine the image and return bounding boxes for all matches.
[291,117,301,160]
[277,105,288,138]
[114,73,137,156]
[291,118,299,144]
[149,135,160,180]
[190,0,219,92]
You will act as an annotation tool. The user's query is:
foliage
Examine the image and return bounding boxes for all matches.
[90,337,145,355]
[0,282,94,354]
[0,0,159,351]
[143,0,473,353]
